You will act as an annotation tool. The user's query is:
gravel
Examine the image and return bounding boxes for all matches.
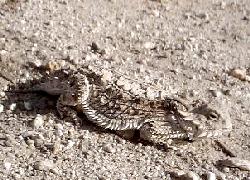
[0,0,249,179]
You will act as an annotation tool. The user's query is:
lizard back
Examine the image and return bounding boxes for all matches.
[75,70,187,130]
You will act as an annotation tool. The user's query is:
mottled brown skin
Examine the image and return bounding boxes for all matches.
[75,70,198,133]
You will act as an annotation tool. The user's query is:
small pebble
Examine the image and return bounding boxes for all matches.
[55,123,63,130]
[32,114,44,128]
[123,81,132,91]
[9,103,16,111]
[34,159,55,171]
[52,141,62,154]
[50,167,60,175]
[31,60,42,67]
[146,87,158,99]
[246,75,250,82]
[55,123,64,136]
[101,70,112,83]
[103,144,116,153]
[222,167,230,173]
[21,130,38,138]
[170,169,200,180]
[152,10,160,17]
[65,140,75,150]
[130,82,144,95]
[0,91,5,97]
[4,162,11,171]
[116,77,132,91]
[197,12,209,20]
[85,54,92,61]
[230,68,248,81]
[116,77,125,86]
[220,1,226,9]
[0,104,4,113]
[68,127,76,138]
[0,49,8,55]
[26,139,35,149]
[116,137,126,144]
[183,171,200,180]
[170,169,186,177]
[24,101,32,110]
[216,172,227,180]
[0,37,6,43]
[144,41,155,49]
[34,138,44,148]
[4,135,16,147]
[207,172,216,180]
[45,60,64,72]
[210,89,223,97]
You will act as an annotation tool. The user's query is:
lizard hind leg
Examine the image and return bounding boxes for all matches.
[139,120,190,147]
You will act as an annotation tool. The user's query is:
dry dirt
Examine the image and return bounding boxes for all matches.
[0,0,250,179]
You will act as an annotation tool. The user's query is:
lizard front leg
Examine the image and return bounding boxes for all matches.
[56,94,81,126]
[139,117,192,149]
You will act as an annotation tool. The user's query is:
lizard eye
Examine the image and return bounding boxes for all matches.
[207,111,219,120]
[164,98,189,113]
[71,93,78,99]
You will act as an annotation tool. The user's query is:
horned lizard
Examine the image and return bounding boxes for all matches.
[11,67,232,146]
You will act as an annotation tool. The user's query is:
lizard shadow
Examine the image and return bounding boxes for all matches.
[4,86,159,147]
[3,67,88,126]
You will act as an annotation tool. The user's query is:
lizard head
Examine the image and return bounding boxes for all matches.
[188,98,232,140]
[140,98,232,145]
[59,92,79,106]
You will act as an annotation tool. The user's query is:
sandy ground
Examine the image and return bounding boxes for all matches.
[0,0,250,179]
